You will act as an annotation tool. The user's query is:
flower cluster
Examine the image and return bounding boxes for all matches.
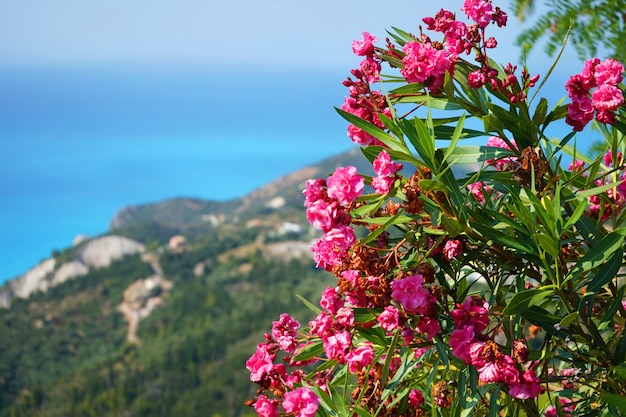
[566,57,625,130]
[304,166,363,270]
[246,0,626,415]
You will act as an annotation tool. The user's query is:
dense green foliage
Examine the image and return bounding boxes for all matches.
[512,0,626,62]
[0,227,332,417]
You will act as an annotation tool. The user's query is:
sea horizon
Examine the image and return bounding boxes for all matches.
[0,66,355,284]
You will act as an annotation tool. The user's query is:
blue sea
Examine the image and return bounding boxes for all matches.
[0,63,592,284]
[0,66,355,283]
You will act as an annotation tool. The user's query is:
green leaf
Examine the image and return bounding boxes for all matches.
[601,392,626,413]
[335,107,409,155]
[442,145,513,165]
[567,228,626,287]
[532,97,548,126]
[598,285,626,331]
[575,180,625,198]
[473,222,535,254]
[586,249,624,292]
[502,288,553,316]
[292,340,324,362]
[295,293,321,315]
[381,331,400,388]
[559,311,579,328]
[562,197,588,232]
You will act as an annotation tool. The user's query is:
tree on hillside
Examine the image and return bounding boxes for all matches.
[512,0,626,62]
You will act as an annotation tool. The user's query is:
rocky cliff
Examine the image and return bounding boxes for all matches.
[0,235,145,308]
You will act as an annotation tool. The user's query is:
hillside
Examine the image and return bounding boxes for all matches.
[0,148,369,417]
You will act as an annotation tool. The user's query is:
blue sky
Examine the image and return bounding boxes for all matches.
[0,0,566,71]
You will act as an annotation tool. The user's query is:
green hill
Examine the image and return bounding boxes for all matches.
[0,148,369,417]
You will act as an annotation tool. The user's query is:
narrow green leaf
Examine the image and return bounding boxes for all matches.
[576,180,625,198]
[598,285,626,331]
[567,229,626,285]
[502,289,553,316]
[292,340,324,362]
[473,223,535,253]
[295,293,321,315]
[601,393,626,413]
[562,198,588,231]
[381,331,400,388]
[559,311,579,328]
[586,249,624,292]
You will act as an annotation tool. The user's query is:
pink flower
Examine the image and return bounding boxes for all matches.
[408,389,425,407]
[508,369,543,399]
[461,0,494,27]
[359,57,381,83]
[345,343,375,373]
[591,83,624,111]
[352,32,378,57]
[327,166,364,205]
[468,70,487,88]
[450,296,490,332]
[391,274,431,314]
[335,306,355,328]
[568,159,585,171]
[372,176,395,195]
[449,326,476,363]
[486,136,518,170]
[310,238,343,270]
[401,41,455,92]
[467,181,491,203]
[246,344,275,382]
[309,312,333,338]
[373,150,402,177]
[323,330,352,361]
[416,316,441,340]
[282,387,319,417]
[271,313,300,353]
[254,395,279,417]
[320,286,343,315]
[443,239,463,261]
[594,58,624,85]
[323,224,356,251]
[566,96,595,131]
[377,305,400,331]
[306,199,345,231]
[302,178,326,207]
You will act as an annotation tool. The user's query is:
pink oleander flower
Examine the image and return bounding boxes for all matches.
[408,389,425,407]
[443,239,463,261]
[327,165,364,205]
[401,41,455,92]
[373,149,402,177]
[416,316,441,340]
[323,330,352,362]
[508,369,543,399]
[335,306,355,328]
[372,151,401,195]
[545,398,575,417]
[486,136,517,169]
[282,387,319,417]
[271,313,300,353]
[604,150,623,166]
[468,69,487,88]
[568,159,585,171]
[595,58,624,85]
[309,312,334,339]
[591,83,624,111]
[246,344,275,382]
[566,96,595,131]
[310,238,343,271]
[352,32,378,57]
[449,325,477,364]
[306,199,345,231]
[478,354,519,385]
[320,286,343,315]
[359,57,381,84]
[467,181,491,203]
[254,395,279,417]
[377,305,401,331]
[302,178,326,207]
[566,58,625,130]
[323,224,356,251]
[390,274,431,314]
[372,175,395,195]
[345,343,375,373]
[450,295,490,332]
[461,0,494,27]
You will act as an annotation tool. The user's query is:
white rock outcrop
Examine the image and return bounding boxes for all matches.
[79,235,145,268]
[0,235,146,308]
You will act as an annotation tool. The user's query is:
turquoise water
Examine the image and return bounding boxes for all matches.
[0,67,355,283]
